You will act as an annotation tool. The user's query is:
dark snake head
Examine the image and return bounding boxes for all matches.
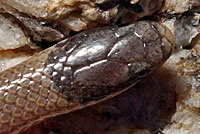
[110,21,174,81]
[72,21,174,88]
[47,21,174,101]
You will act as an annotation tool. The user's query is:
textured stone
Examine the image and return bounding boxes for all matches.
[0,14,31,50]
[0,0,199,134]
[162,44,200,134]
[162,0,200,13]
[162,16,200,50]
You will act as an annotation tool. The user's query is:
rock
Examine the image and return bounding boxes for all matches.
[162,15,200,50]
[162,0,200,14]
[0,0,199,134]
[0,13,32,50]
[163,44,200,134]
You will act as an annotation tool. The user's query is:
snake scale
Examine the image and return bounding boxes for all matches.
[0,21,174,134]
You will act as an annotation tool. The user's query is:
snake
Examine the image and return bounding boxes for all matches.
[0,21,174,134]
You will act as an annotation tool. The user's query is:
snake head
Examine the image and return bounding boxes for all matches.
[107,21,174,81]
[47,21,174,101]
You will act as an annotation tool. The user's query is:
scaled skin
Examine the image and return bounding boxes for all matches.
[0,21,174,134]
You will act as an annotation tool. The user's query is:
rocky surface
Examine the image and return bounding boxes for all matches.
[0,46,40,72]
[0,13,32,50]
[162,0,200,13]
[0,0,165,43]
[163,43,200,134]
[0,0,199,134]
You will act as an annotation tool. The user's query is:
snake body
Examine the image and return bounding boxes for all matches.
[0,21,174,134]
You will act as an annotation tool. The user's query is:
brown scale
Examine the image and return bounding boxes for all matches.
[0,21,174,134]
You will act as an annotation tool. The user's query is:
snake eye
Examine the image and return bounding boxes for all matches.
[127,62,151,81]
